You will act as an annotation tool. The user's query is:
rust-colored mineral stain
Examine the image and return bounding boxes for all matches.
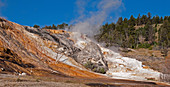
[0,19,107,79]
[143,66,150,69]
[48,62,105,78]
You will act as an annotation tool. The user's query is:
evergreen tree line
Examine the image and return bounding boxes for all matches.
[33,23,69,30]
[95,13,170,52]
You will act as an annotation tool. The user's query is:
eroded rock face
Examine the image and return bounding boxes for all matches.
[0,17,108,77]
[24,26,81,57]
[74,42,108,73]
[24,26,108,73]
[0,17,162,81]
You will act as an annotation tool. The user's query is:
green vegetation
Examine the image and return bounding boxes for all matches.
[33,23,69,29]
[138,43,151,49]
[84,61,106,74]
[95,13,170,53]
[98,67,106,74]
[42,23,69,29]
[16,77,22,82]
[33,13,169,55]
[84,61,94,69]
[33,24,40,28]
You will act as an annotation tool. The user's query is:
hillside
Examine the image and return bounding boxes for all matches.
[0,18,105,78]
[0,17,170,87]
[96,14,170,54]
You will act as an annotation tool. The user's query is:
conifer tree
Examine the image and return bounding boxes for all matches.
[147,12,151,20]
[123,18,128,23]
[158,20,170,49]
[155,15,160,24]
[168,16,170,22]
[160,17,163,23]
[136,14,141,25]
[141,15,147,24]
[128,15,136,26]
[33,24,40,28]
[117,17,123,25]
[52,24,57,29]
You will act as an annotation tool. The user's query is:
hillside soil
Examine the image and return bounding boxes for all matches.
[0,74,169,87]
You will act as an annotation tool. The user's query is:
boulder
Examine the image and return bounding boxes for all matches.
[74,42,108,73]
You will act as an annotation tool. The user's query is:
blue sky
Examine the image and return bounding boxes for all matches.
[0,0,170,27]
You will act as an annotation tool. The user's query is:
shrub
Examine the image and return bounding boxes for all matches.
[148,46,152,50]
[33,25,40,28]
[84,61,107,74]
[138,43,151,48]
[84,61,94,69]
[98,68,106,74]
[16,77,21,82]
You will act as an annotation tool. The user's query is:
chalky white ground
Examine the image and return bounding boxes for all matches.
[69,32,161,81]
[26,28,160,81]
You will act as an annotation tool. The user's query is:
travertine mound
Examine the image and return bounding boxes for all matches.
[0,17,105,78]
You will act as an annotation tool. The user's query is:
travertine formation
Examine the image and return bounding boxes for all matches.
[0,17,162,82]
[0,17,106,78]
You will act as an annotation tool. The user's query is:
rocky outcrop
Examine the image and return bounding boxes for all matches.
[24,24,108,73]
[74,42,108,73]
[0,17,107,78]
[0,17,163,82]
[24,26,81,57]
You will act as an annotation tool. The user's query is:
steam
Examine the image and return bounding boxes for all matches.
[70,0,124,37]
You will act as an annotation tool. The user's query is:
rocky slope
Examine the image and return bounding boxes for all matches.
[0,17,169,85]
[0,17,105,78]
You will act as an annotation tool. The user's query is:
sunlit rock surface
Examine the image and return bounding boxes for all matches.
[70,32,160,81]
[0,17,160,81]
[101,47,160,80]
[0,17,105,78]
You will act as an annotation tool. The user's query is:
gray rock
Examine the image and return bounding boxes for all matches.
[24,26,108,73]
[74,42,108,73]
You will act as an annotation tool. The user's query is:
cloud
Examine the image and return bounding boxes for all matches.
[0,0,6,18]
[72,0,90,23]
[70,0,124,37]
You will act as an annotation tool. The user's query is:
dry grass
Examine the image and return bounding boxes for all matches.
[160,74,170,83]
[121,48,170,83]
[0,74,169,87]
[121,48,168,71]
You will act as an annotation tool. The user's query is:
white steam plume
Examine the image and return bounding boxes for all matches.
[70,0,124,37]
